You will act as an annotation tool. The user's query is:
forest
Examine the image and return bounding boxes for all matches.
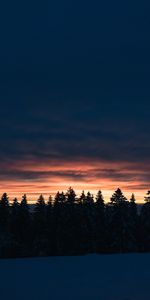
[0,188,150,258]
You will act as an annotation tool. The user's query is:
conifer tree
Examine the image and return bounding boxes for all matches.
[8,198,22,258]
[0,193,10,232]
[11,198,20,238]
[33,195,47,256]
[79,190,86,204]
[63,188,80,254]
[55,192,66,205]
[34,194,46,232]
[53,192,67,254]
[19,194,30,225]
[66,187,77,204]
[130,194,137,219]
[109,189,132,252]
[139,191,150,252]
[81,192,95,253]
[96,190,104,207]
[110,188,127,204]
[129,194,138,251]
[18,194,31,255]
[47,195,53,208]
[46,195,55,255]
[95,191,106,253]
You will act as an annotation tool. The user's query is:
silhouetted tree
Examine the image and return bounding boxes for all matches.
[18,194,31,255]
[0,188,150,258]
[46,195,55,255]
[81,192,95,253]
[139,191,150,252]
[0,193,9,232]
[129,194,138,251]
[8,198,23,257]
[110,188,127,204]
[109,189,134,252]
[95,191,106,253]
[33,195,47,256]
[11,198,20,238]
[53,192,67,254]
[79,190,86,204]
[63,188,81,254]
[0,193,11,257]
[34,195,46,232]
[130,194,137,215]
[66,187,77,204]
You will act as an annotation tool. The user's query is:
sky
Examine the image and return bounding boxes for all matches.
[0,1,150,202]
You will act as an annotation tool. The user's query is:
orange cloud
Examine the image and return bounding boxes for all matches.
[0,158,148,203]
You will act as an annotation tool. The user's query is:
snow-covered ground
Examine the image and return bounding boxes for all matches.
[0,253,150,300]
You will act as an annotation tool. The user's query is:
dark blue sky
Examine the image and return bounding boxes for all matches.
[0,1,150,199]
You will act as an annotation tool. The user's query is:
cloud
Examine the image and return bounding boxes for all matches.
[0,157,149,201]
[0,0,150,201]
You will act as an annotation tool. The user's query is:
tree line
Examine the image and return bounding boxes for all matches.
[0,188,150,258]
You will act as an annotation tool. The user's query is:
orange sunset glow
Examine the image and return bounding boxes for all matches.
[1,158,148,203]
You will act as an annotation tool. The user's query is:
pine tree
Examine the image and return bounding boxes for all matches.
[110,188,127,204]
[8,198,22,258]
[46,195,55,255]
[130,194,137,218]
[53,192,67,254]
[33,195,47,256]
[139,191,150,252]
[12,197,19,208]
[63,188,80,254]
[109,189,132,253]
[95,191,106,253]
[96,190,104,207]
[11,198,20,238]
[19,194,30,228]
[81,192,95,253]
[34,194,46,224]
[20,194,28,209]
[47,195,53,207]
[129,194,138,251]
[85,192,94,205]
[0,193,10,232]
[79,190,86,204]
[55,192,66,205]
[18,194,31,255]
[66,187,77,204]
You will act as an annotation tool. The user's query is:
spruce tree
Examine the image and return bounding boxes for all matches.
[11,198,20,238]
[109,189,132,253]
[110,188,127,204]
[33,194,47,256]
[0,193,10,232]
[0,193,10,257]
[79,190,86,204]
[82,192,95,253]
[129,194,138,251]
[46,195,55,255]
[66,187,77,204]
[53,192,66,254]
[9,198,22,257]
[139,191,150,252]
[95,191,106,253]
[34,194,46,232]
[64,188,80,254]
[130,194,138,222]
[18,194,31,255]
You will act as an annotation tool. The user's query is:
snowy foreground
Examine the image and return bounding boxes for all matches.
[0,254,150,300]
